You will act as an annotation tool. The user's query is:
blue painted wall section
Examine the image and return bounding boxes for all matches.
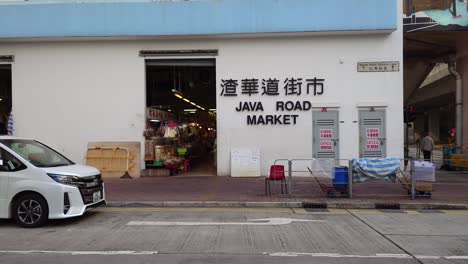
[0,0,398,38]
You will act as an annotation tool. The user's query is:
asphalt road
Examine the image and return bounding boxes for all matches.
[1,207,468,264]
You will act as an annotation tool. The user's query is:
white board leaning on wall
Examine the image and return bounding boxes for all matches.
[230,148,261,177]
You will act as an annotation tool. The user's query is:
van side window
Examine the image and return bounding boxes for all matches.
[0,148,27,172]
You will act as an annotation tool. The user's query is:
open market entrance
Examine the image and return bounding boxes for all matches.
[144,59,217,177]
[0,64,11,135]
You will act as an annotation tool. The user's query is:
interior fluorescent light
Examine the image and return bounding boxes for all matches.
[184,109,197,112]
[150,119,160,122]
[209,109,216,111]
[173,91,208,112]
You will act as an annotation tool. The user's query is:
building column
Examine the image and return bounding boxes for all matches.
[458,36,468,151]
[428,109,440,142]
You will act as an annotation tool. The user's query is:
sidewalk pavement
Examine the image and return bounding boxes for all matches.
[103,171,468,209]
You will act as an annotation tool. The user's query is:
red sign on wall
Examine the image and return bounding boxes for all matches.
[320,140,333,151]
[366,139,380,150]
[320,129,333,139]
[366,128,380,138]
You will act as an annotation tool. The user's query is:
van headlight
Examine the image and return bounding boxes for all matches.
[47,174,80,186]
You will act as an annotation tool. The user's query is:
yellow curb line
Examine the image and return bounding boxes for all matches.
[347,209,388,214]
[403,210,421,215]
[442,210,468,215]
[299,209,349,214]
[292,208,307,214]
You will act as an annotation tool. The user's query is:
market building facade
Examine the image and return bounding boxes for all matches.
[0,0,403,177]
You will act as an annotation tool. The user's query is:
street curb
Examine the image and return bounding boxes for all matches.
[326,202,468,210]
[106,201,468,210]
[399,203,468,210]
[106,201,304,208]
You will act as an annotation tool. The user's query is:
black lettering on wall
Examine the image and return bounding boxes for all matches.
[292,115,299,124]
[247,115,257,125]
[276,101,284,111]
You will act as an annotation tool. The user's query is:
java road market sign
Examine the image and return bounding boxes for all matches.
[220,77,325,125]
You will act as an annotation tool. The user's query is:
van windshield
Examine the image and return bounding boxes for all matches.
[0,139,74,168]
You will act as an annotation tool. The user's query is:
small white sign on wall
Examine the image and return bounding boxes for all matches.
[231,148,261,177]
[357,61,400,72]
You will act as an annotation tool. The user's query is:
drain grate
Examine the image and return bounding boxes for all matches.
[303,202,328,209]
[375,203,400,210]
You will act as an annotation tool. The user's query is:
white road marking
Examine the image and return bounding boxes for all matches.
[415,255,441,259]
[269,252,412,258]
[268,252,468,260]
[0,250,158,255]
[127,218,325,226]
[0,250,466,260]
[445,256,468,260]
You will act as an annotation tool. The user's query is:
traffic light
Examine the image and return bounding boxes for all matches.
[404,106,416,122]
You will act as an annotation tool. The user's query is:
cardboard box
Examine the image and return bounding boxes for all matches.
[404,0,452,14]
[450,154,468,167]
[145,140,156,160]
[155,145,165,161]
[416,181,433,192]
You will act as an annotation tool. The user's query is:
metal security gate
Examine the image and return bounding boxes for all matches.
[313,110,339,159]
[359,110,386,158]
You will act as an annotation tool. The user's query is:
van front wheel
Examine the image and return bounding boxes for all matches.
[12,194,48,228]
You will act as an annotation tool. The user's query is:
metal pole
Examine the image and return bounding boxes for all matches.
[348,159,353,198]
[405,106,409,158]
[288,160,292,197]
[410,159,415,200]
[405,0,411,16]
[453,0,457,17]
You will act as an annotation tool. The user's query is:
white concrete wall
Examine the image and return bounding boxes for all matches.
[216,33,403,176]
[0,4,403,177]
[0,41,147,169]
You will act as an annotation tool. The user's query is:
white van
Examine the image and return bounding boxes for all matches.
[0,136,105,227]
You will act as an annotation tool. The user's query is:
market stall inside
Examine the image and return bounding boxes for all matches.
[144,59,216,176]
